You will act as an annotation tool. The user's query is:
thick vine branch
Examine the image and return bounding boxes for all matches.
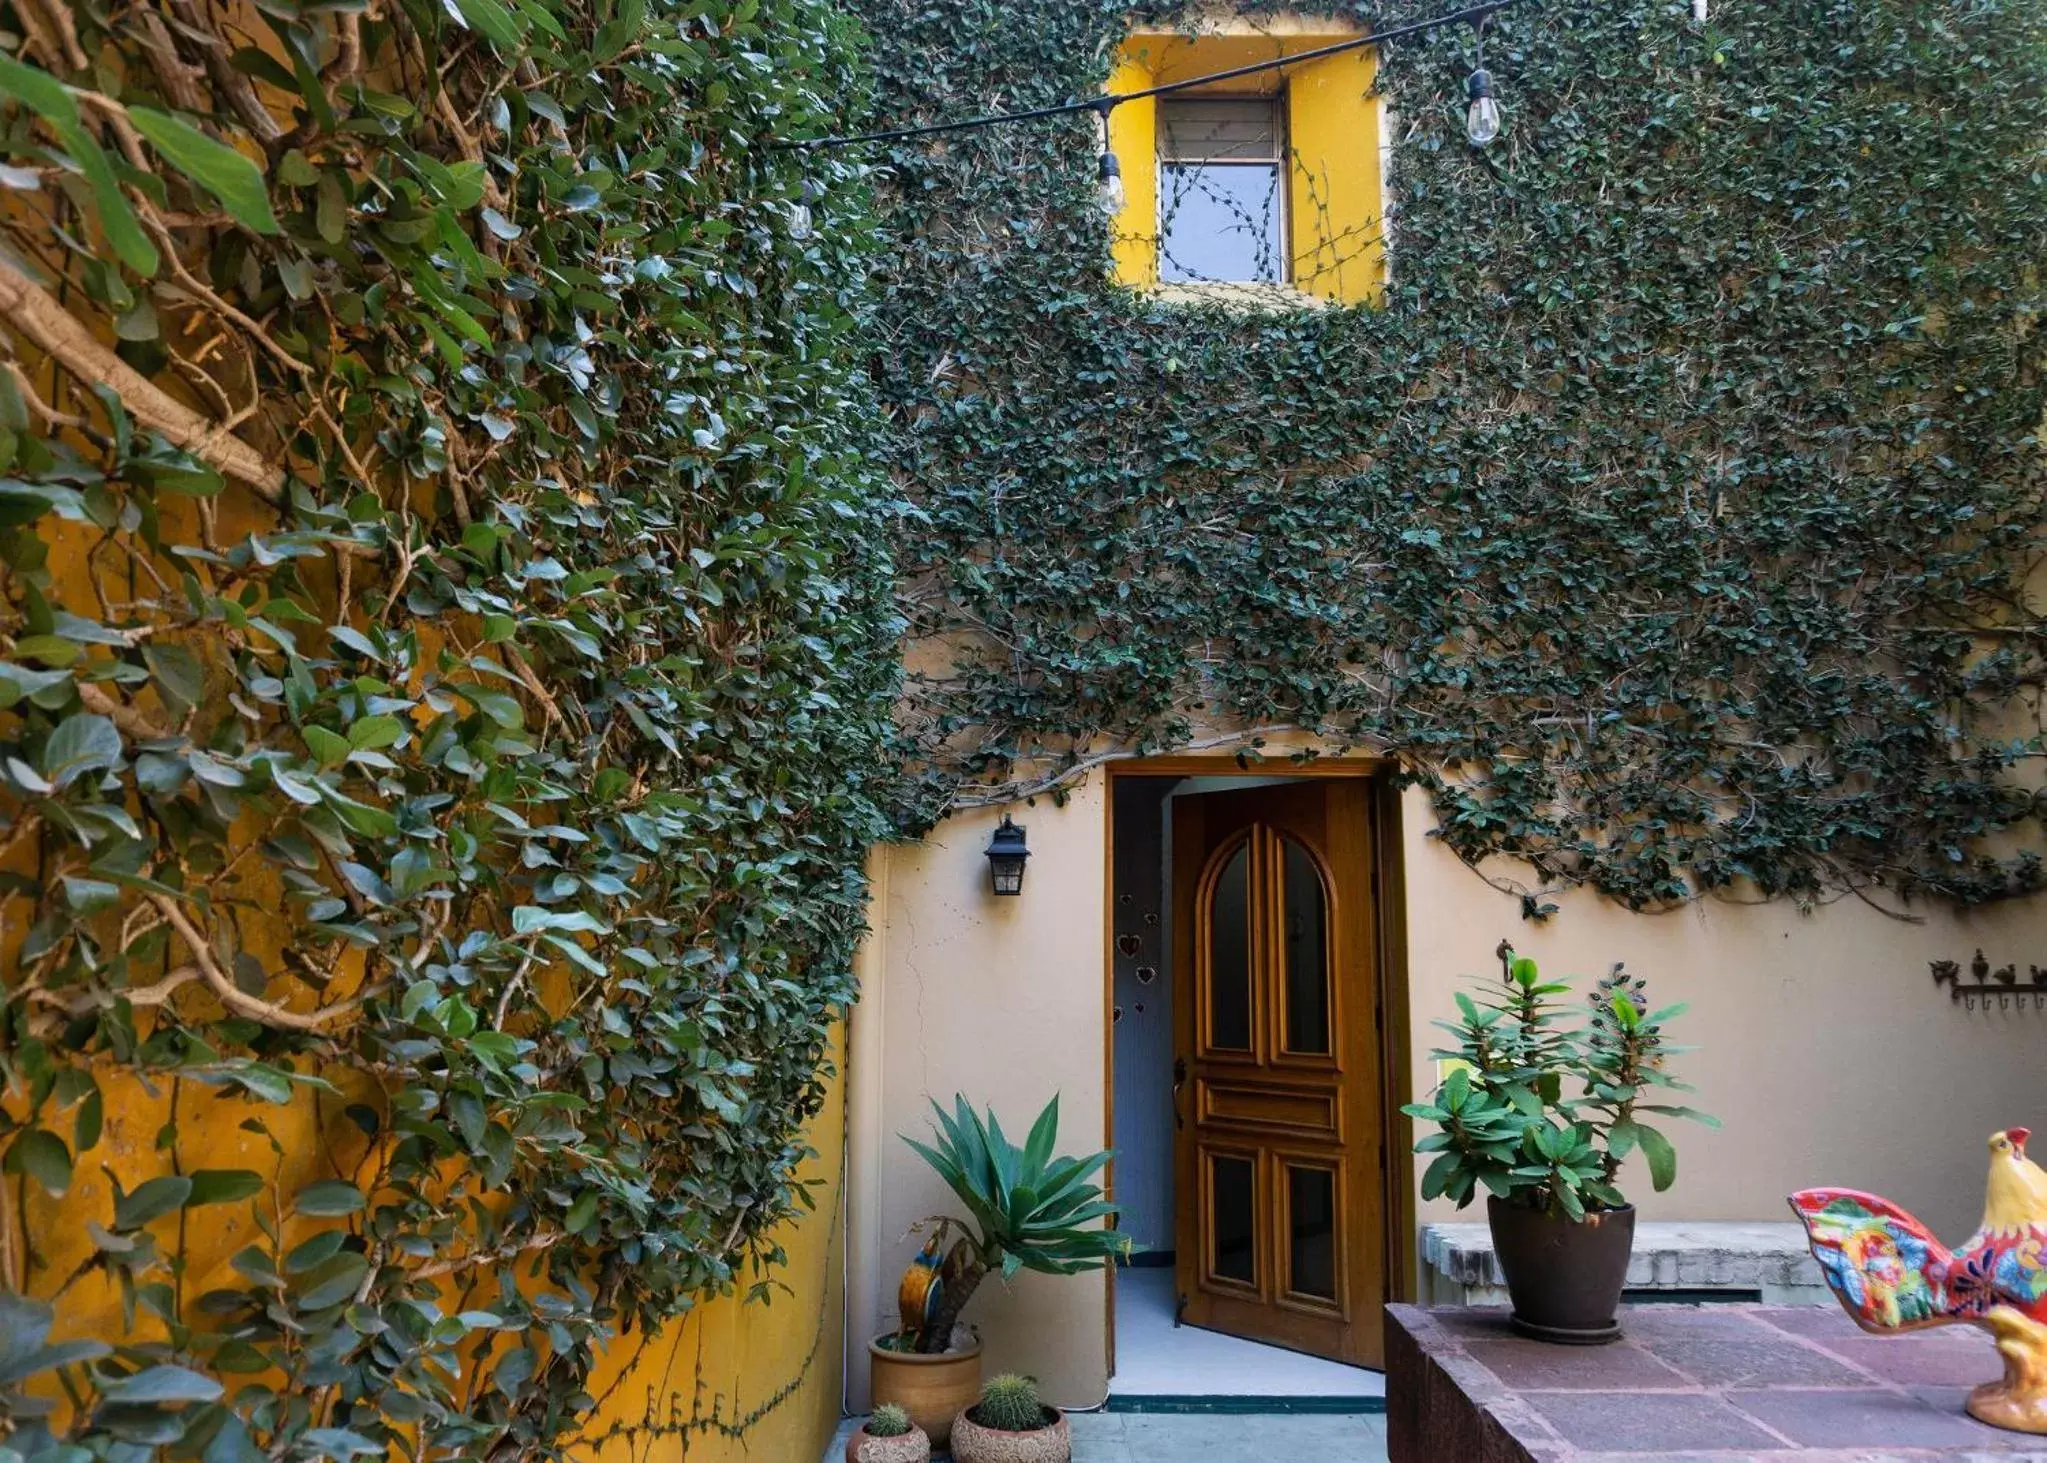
[945,724,1320,809]
[148,893,362,1032]
[0,256,285,499]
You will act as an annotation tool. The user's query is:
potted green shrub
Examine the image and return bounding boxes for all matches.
[1403,947,1718,1343]
[845,1403,930,1463]
[950,1374,1071,1463]
[868,1095,1128,1447]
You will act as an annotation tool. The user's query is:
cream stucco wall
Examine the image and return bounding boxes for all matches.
[846,741,2047,1400]
[849,784,1112,1410]
[1404,793,2047,1242]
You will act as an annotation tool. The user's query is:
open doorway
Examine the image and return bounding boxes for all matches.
[1106,765,1406,1401]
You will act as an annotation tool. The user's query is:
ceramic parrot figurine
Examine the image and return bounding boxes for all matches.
[896,1232,946,1351]
[1790,1126,2047,1434]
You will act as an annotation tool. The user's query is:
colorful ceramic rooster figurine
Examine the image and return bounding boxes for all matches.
[896,1230,947,1352]
[1790,1126,2047,1434]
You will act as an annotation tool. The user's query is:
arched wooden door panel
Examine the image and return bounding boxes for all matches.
[1171,779,1383,1366]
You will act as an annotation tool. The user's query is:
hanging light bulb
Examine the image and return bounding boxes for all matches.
[1463,15,1502,149]
[1094,105,1125,214]
[788,181,816,241]
[1098,150,1126,214]
[1465,68,1501,147]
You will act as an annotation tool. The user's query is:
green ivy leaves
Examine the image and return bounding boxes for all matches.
[0,0,889,1456]
[125,109,279,236]
[293,1181,366,1218]
[862,0,2047,910]
[0,54,156,275]
[0,66,279,268]
[446,0,528,50]
[4,1128,71,1196]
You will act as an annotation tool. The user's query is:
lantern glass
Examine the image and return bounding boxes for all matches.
[986,816,1030,896]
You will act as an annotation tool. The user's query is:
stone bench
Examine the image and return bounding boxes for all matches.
[1418,1220,1832,1307]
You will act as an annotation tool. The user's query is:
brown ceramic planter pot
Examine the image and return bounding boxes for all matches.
[867,1335,982,1449]
[949,1407,1071,1463]
[843,1422,931,1463]
[1487,1196,1635,1344]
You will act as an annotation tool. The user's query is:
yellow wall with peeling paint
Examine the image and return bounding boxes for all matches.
[566,1024,846,1463]
[6,1024,846,1463]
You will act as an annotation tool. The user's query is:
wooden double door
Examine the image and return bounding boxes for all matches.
[1171,780,1385,1367]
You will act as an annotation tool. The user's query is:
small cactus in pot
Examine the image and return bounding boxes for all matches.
[976,1375,1048,1432]
[868,1404,915,1437]
[951,1374,1070,1463]
[846,1403,930,1463]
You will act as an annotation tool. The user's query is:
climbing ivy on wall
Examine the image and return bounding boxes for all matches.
[858,0,2047,911]
[0,0,895,1455]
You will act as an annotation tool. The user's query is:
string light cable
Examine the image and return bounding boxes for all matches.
[779,0,1536,158]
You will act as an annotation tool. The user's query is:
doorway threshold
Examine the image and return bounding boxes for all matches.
[1109,1269,1386,1413]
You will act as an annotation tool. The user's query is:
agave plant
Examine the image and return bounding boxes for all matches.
[899,1094,1130,1352]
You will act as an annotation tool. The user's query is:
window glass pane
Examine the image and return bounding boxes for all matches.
[1160,98,1280,162]
[1212,1153,1256,1285]
[1288,1165,1337,1301]
[1159,97,1284,284]
[1208,842,1252,1049]
[1282,838,1329,1055]
[1160,164,1283,283]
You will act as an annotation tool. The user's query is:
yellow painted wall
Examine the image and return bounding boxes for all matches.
[1107,56,1160,288]
[566,1022,848,1463]
[1109,18,1385,305]
[849,734,2047,1392]
[6,1021,848,1463]
[1285,47,1383,303]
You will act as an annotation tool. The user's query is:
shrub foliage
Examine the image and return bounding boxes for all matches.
[0,0,894,1455]
[859,0,2047,911]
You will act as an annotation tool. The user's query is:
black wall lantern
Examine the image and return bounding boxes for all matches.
[985,815,1030,896]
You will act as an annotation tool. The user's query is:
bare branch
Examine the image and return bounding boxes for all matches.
[132,9,206,112]
[946,724,1327,809]
[0,255,286,500]
[148,892,364,1033]
[412,1232,560,1279]
[163,0,286,145]
[30,965,204,1014]
[77,681,169,740]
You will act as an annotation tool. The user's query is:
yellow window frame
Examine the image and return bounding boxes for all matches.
[1108,21,1386,307]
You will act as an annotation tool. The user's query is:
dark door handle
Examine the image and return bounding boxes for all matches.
[1172,1056,1187,1130]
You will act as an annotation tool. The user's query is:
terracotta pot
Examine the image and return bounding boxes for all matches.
[867,1335,982,1449]
[844,1421,931,1463]
[1487,1196,1635,1344]
[949,1407,1070,1463]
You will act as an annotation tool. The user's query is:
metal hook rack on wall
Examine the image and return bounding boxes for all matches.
[1931,951,2047,1010]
